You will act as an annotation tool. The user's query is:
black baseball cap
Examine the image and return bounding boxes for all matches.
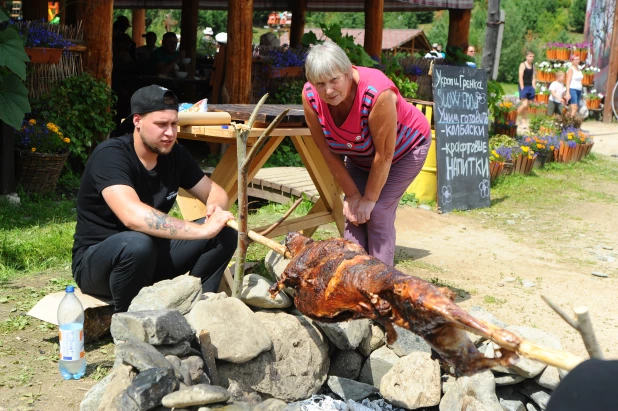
[121,85,179,133]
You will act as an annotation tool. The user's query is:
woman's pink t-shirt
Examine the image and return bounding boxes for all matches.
[303,66,430,170]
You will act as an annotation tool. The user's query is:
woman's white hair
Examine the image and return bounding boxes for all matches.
[305,41,353,85]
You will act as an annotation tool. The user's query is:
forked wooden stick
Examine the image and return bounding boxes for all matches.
[542,295,604,360]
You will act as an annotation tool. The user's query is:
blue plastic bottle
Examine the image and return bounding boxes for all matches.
[57,286,86,380]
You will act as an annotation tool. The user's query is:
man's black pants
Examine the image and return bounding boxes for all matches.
[74,221,237,312]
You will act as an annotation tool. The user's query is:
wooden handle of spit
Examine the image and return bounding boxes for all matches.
[517,340,583,371]
[226,220,292,259]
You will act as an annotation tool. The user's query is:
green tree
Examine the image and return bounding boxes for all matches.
[384,12,418,29]
[428,11,448,48]
[306,12,365,28]
[569,0,587,33]
[416,12,434,24]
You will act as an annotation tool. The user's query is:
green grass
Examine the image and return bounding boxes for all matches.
[499,82,518,96]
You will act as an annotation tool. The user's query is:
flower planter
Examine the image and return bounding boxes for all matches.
[268,66,304,79]
[534,152,550,169]
[24,47,64,64]
[512,154,535,175]
[582,74,594,86]
[583,142,594,156]
[14,149,69,194]
[404,74,419,82]
[489,161,505,183]
[502,161,514,176]
[578,50,588,61]
[553,142,577,163]
[546,49,557,60]
[585,99,600,110]
[535,94,549,104]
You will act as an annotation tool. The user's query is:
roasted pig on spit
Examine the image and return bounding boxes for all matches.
[270,232,582,376]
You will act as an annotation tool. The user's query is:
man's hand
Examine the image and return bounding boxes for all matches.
[344,194,362,226]
[201,209,235,238]
[355,197,377,225]
[205,204,223,218]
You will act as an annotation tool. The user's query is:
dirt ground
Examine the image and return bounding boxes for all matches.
[0,121,617,410]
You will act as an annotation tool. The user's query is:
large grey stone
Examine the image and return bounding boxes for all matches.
[162,384,230,408]
[129,275,202,315]
[264,249,289,280]
[253,399,288,411]
[328,350,363,380]
[115,340,173,372]
[535,366,560,391]
[440,370,502,411]
[488,327,562,378]
[386,325,431,357]
[316,319,370,350]
[466,306,508,345]
[380,352,441,409]
[97,364,137,411]
[327,376,378,402]
[240,274,292,309]
[111,310,194,345]
[358,323,385,357]
[359,345,399,388]
[185,298,272,363]
[181,355,208,385]
[80,372,114,411]
[156,341,200,357]
[165,355,187,383]
[115,368,179,410]
[494,372,526,386]
[520,381,551,410]
[217,310,329,402]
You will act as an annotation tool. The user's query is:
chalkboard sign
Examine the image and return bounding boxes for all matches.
[432,65,490,213]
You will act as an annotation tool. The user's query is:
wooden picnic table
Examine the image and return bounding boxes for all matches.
[176,104,345,239]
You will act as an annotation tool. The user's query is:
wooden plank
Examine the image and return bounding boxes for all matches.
[447,9,471,49]
[289,0,308,48]
[178,127,311,139]
[247,187,290,204]
[78,0,114,84]
[209,104,305,125]
[132,9,146,46]
[250,211,334,238]
[179,0,199,81]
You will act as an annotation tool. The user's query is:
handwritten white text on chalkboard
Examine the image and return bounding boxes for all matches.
[436,108,488,125]
[435,90,487,111]
[445,156,489,181]
[434,70,484,91]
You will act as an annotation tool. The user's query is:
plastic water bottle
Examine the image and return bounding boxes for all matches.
[57,285,86,380]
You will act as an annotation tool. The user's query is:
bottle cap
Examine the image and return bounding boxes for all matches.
[66,285,75,293]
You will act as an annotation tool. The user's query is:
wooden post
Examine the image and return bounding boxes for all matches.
[0,122,15,195]
[225,0,253,104]
[22,0,48,21]
[77,0,113,85]
[603,6,618,122]
[482,0,501,76]
[447,9,471,50]
[132,9,146,47]
[289,0,307,48]
[180,0,199,80]
[364,0,384,59]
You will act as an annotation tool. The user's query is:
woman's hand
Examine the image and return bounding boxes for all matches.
[343,193,362,225]
[354,197,377,225]
[565,92,571,102]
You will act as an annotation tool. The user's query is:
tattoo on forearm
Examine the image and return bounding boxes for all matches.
[144,209,191,235]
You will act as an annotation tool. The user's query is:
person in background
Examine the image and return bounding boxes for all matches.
[72,86,237,312]
[425,43,441,58]
[516,51,536,128]
[302,42,431,266]
[565,54,584,117]
[150,32,185,75]
[465,45,477,68]
[113,15,131,38]
[547,71,567,116]
[437,44,446,58]
[259,32,280,47]
[136,31,157,61]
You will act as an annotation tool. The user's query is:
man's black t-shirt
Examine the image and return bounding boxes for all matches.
[72,134,205,271]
